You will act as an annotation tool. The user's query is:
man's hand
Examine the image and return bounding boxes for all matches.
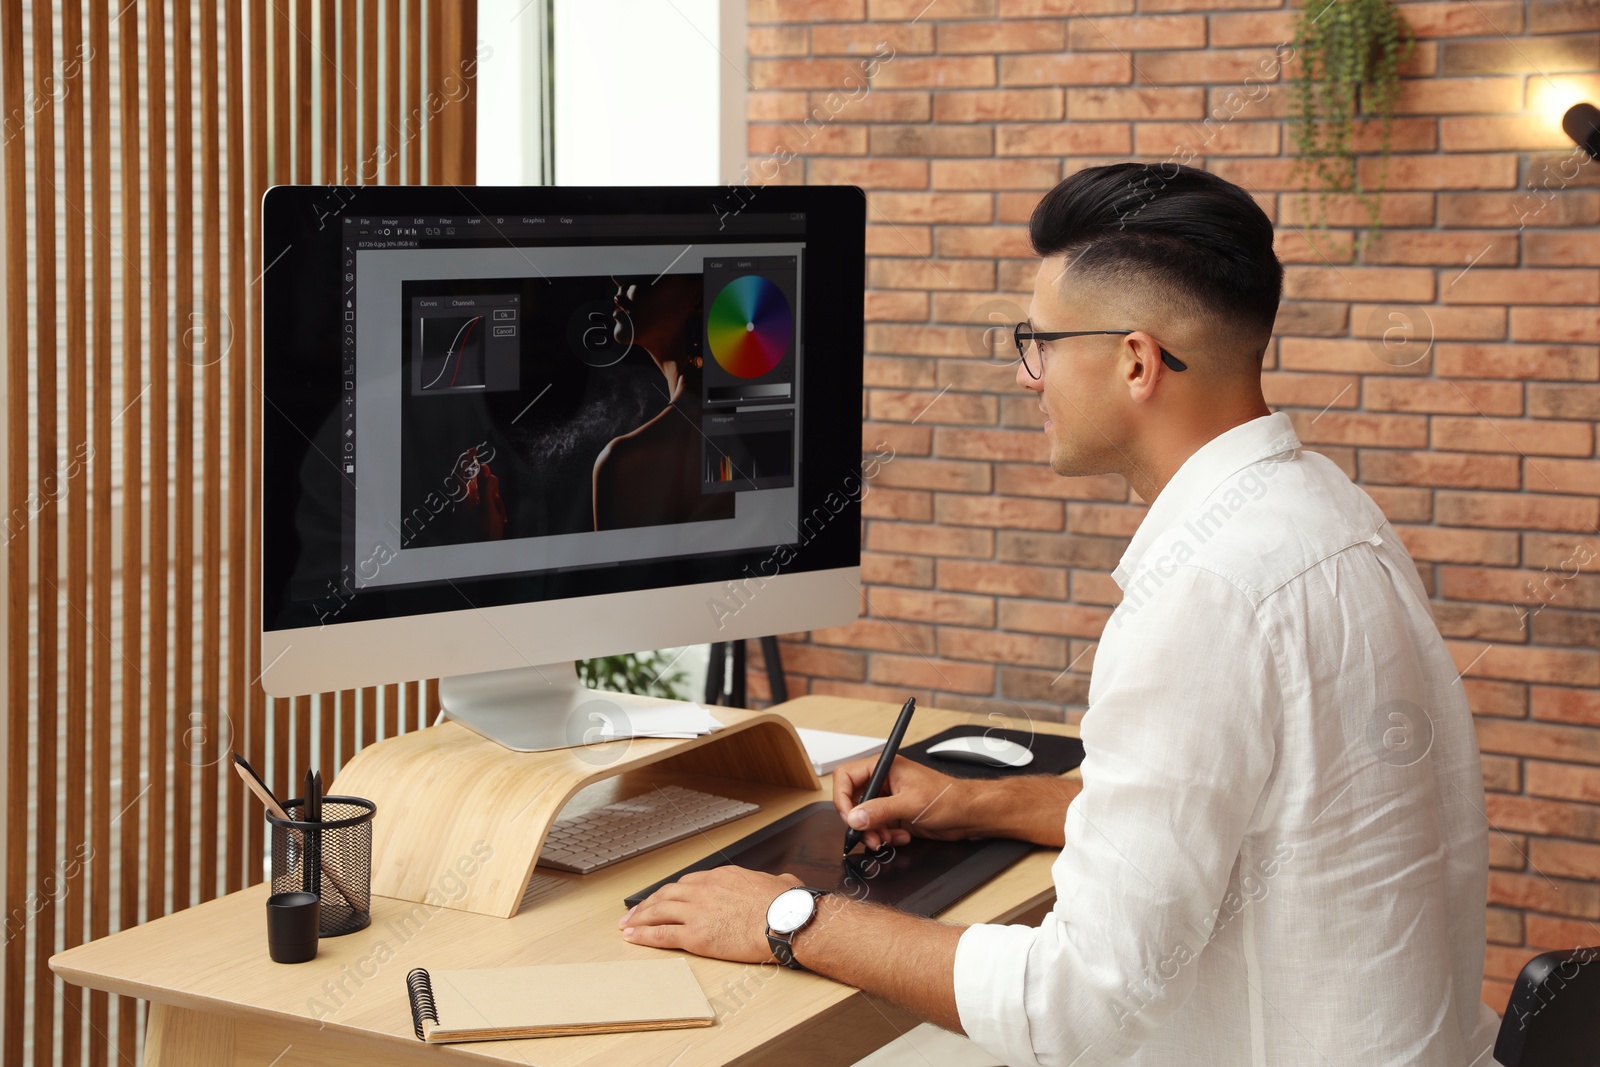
[832,755,993,850]
[620,866,802,963]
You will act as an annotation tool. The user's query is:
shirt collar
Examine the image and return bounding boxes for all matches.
[1111,411,1302,591]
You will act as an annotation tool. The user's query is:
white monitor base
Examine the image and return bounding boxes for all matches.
[437,661,694,752]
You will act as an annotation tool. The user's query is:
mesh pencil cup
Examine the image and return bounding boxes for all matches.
[268,795,375,937]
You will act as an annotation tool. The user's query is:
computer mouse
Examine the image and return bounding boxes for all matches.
[925,735,1035,769]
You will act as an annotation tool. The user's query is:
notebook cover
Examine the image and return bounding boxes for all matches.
[420,958,715,1043]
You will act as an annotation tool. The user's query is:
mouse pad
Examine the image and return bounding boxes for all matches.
[623,802,1035,916]
[900,726,1086,781]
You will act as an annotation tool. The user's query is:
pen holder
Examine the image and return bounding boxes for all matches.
[268,795,376,937]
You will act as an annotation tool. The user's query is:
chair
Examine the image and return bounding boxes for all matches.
[1493,946,1600,1066]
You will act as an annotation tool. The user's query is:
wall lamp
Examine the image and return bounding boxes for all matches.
[1565,103,1600,161]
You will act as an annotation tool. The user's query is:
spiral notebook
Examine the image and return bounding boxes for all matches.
[406,958,715,1043]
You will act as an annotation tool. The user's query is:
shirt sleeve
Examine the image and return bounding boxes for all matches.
[954,565,1282,1067]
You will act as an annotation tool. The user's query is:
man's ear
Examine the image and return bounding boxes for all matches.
[1120,330,1168,404]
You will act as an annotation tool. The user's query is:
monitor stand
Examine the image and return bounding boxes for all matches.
[437,660,691,753]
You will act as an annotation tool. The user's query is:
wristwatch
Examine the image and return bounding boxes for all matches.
[765,886,830,970]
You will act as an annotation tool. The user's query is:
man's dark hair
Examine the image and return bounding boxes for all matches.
[1028,163,1283,366]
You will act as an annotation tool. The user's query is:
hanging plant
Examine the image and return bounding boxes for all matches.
[1289,0,1414,236]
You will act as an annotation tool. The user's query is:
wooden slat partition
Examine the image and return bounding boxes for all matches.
[0,2,481,1062]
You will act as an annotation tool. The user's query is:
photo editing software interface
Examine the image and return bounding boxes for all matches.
[338,212,806,593]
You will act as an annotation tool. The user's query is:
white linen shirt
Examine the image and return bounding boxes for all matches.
[953,412,1501,1066]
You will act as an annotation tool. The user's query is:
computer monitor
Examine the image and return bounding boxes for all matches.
[260,186,866,751]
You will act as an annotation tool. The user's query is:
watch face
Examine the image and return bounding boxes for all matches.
[766,888,816,934]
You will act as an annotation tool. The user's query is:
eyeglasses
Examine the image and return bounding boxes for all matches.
[1013,322,1188,379]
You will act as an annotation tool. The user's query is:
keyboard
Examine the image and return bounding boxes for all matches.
[536,785,760,874]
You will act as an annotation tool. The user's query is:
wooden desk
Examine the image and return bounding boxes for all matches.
[51,695,1078,1067]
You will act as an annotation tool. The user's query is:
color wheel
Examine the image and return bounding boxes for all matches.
[707,275,792,379]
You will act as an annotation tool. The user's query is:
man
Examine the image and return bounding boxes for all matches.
[620,163,1499,1066]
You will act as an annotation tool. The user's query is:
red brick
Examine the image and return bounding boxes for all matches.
[998,599,1112,637]
[748,91,812,121]
[1066,86,1203,119]
[810,22,933,55]
[1530,459,1600,496]
[868,653,995,695]
[994,464,1125,501]
[1279,338,1430,375]
[1521,532,1600,571]
[751,58,882,89]
[867,323,978,356]
[1351,304,1507,345]
[869,422,933,455]
[1137,48,1285,85]
[933,89,1062,122]
[750,122,868,155]
[1401,1,1524,37]
[938,626,1067,668]
[1467,679,1529,718]
[870,125,993,156]
[862,486,932,520]
[1137,0,1277,9]
[1394,76,1523,115]
[1533,687,1600,727]
[1438,491,1600,533]
[999,0,1133,13]
[750,0,865,21]
[1486,871,1600,919]
[1364,484,1434,523]
[1207,10,1295,46]
[1360,231,1515,268]
[777,642,869,681]
[1431,416,1593,457]
[1289,410,1428,448]
[1526,761,1600,804]
[808,158,929,188]
[867,224,932,257]
[1439,191,1600,229]
[813,617,935,655]
[1486,907,1523,945]
[1451,640,1600,685]
[865,355,936,389]
[749,25,811,57]
[871,391,998,427]
[1526,232,1600,268]
[1436,343,1600,381]
[1355,153,1518,191]
[1530,384,1600,420]
[1135,120,1280,157]
[997,122,1132,156]
[1486,793,1600,841]
[867,257,995,290]
[932,158,1061,190]
[1362,378,1520,415]
[1439,35,1599,76]
[929,289,1031,324]
[935,493,1064,530]
[1511,307,1600,345]
[935,426,1048,463]
[873,0,995,14]
[1072,14,1205,50]
[1478,718,1600,764]
[1259,371,1359,409]
[869,587,995,627]
[1530,0,1600,32]
[1363,453,1521,491]
[1486,835,1528,871]
[860,552,935,588]
[866,191,992,224]
[1274,229,1355,265]
[816,89,933,123]
[939,559,1067,598]
[1526,914,1600,950]
[868,521,993,558]
[1073,570,1123,605]
[1066,502,1145,538]
[937,19,1066,53]
[1439,115,1572,152]
[865,290,931,322]
[1282,266,1435,303]
[1278,192,1436,228]
[1000,53,1133,87]
[1446,268,1600,307]
[874,56,997,89]
[1439,565,1600,611]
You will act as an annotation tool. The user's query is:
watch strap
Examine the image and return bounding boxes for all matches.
[766,887,828,971]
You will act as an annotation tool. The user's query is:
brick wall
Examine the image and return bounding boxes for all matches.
[740,0,1599,1010]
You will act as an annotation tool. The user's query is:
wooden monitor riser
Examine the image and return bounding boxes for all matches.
[330,708,819,918]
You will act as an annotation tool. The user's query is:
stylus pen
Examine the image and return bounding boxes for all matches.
[843,696,916,856]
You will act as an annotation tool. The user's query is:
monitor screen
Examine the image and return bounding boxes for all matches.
[261,187,864,653]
